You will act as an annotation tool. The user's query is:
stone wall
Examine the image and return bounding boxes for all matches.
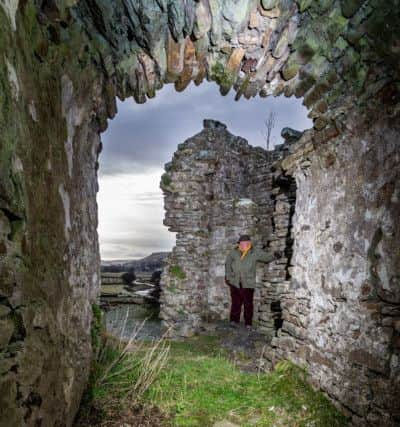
[159,119,298,336]
[258,153,297,337]
[0,0,398,425]
[0,5,104,425]
[159,112,400,426]
[266,111,400,426]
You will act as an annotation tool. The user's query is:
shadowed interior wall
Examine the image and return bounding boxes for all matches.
[0,1,398,426]
[269,109,400,426]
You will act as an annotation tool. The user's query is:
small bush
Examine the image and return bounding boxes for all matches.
[121,271,136,285]
[151,270,162,284]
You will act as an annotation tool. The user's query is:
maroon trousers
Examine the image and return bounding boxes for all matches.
[228,282,254,326]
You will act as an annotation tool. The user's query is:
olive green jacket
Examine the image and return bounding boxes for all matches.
[225,245,274,289]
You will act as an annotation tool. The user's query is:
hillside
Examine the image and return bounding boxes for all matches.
[101,251,170,273]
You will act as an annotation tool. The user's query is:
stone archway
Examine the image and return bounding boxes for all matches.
[0,1,399,426]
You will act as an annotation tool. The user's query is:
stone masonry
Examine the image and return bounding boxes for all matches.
[268,113,400,426]
[159,119,298,338]
[160,113,400,426]
[0,0,399,425]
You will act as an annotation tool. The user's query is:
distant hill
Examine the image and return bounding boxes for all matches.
[101,251,170,273]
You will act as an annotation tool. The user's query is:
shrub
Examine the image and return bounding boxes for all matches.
[121,271,136,285]
[151,270,162,284]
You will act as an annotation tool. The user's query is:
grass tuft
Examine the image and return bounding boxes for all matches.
[74,308,172,426]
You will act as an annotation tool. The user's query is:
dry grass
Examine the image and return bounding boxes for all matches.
[74,308,172,426]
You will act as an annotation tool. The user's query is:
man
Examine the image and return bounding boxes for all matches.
[224,234,282,330]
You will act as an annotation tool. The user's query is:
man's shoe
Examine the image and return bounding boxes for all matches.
[229,321,240,328]
[245,324,255,331]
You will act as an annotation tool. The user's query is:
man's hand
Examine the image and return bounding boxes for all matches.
[273,250,284,259]
[224,276,231,286]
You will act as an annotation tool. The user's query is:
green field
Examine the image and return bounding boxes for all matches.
[100,284,126,295]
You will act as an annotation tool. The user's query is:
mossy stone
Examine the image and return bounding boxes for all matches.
[341,0,364,18]
[261,0,278,10]
[169,265,186,280]
[211,62,236,93]
[297,0,313,12]
[161,173,172,187]
[282,55,300,81]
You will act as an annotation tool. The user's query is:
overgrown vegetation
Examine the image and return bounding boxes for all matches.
[74,312,172,426]
[75,317,348,427]
[90,303,103,356]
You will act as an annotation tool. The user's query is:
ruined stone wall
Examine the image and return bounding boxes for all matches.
[160,110,400,426]
[0,5,105,425]
[0,0,399,425]
[264,111,400,426]
[258,154,297,337]
[159,119,297,336]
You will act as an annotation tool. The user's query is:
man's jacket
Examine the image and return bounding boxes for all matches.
[224,244,274,289]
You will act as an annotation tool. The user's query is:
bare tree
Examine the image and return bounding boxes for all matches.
[260,111,277,151]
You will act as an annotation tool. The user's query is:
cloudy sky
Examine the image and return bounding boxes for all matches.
[97,81,312,260]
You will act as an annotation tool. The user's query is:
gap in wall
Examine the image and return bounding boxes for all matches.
[97,81,311,338]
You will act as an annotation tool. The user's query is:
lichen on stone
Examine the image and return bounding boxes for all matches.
[169,265,186,279]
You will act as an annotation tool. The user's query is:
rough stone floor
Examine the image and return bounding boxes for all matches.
[196,320,273,373]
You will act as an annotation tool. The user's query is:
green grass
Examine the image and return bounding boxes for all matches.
[142,335,349,427]
[76,332,349,427]
[74,326,171,426]
[100,284,125,294]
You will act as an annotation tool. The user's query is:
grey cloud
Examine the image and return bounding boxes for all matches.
[132,191,163,202]
[100,233,176,260]
[99,81,312,177]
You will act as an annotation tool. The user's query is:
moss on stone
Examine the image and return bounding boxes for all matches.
[90,303,103,356]
[168,284,178,293]
[161,173,172,187]
[326,8,348,44]
[234,74,250,101]
[211,62,236,92]
[341,0,364,18]
[297,0,313,12]
[169,265,186,280]
[282,54,300,81]
[0,11,20,212]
